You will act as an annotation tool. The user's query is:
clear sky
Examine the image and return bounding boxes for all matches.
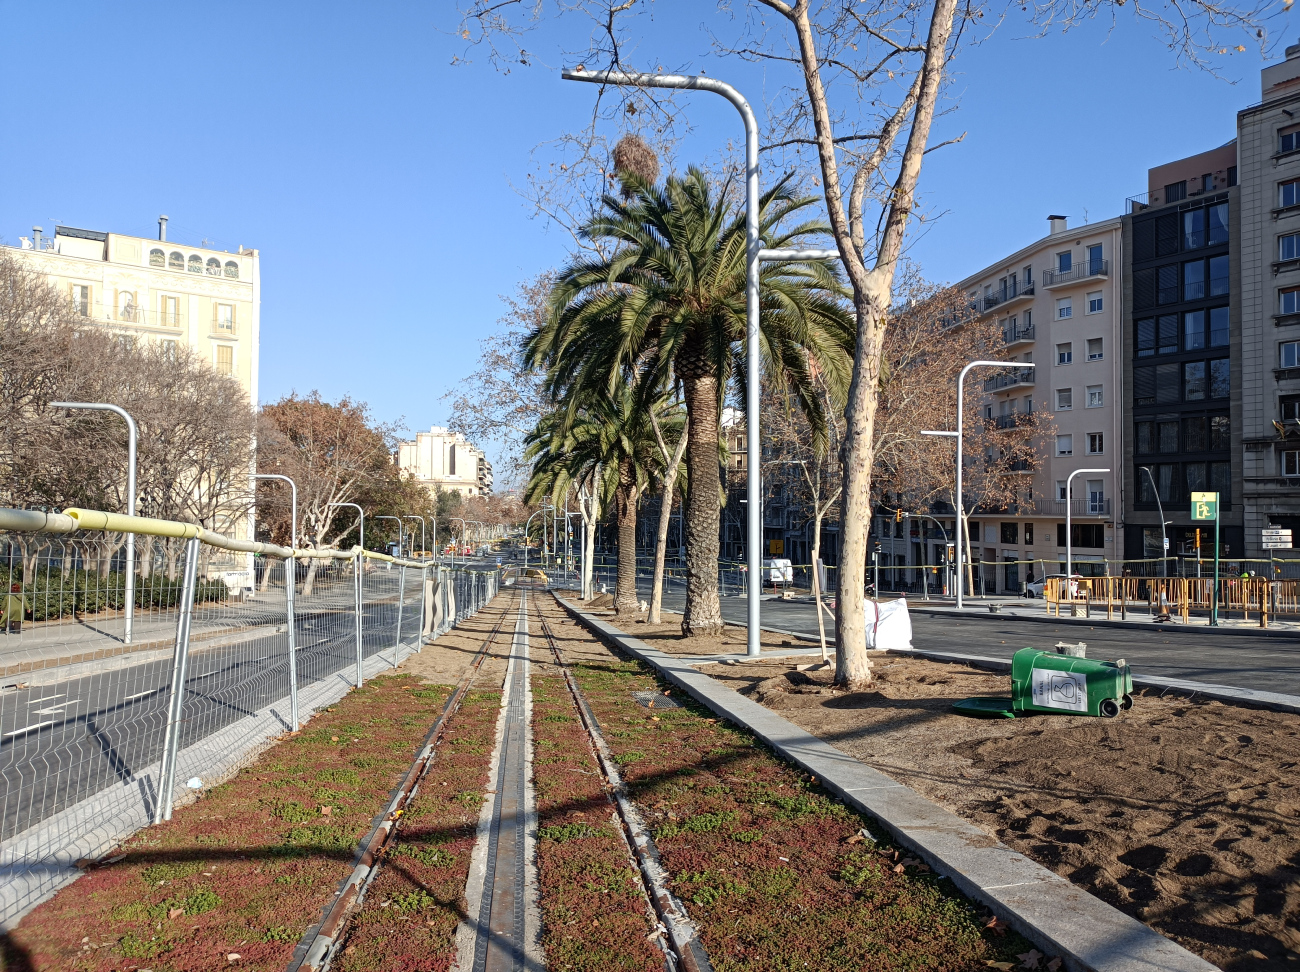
[1,1,1288,478]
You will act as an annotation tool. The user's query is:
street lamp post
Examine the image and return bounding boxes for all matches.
[52,402,138,643]
[921,360,1036,610]
[1140,466,1172,577]
[450,517,467,567]
[254,473,299,730]
[404,516,426,559]
[522,506,554,573]
[1065,468,1111,591]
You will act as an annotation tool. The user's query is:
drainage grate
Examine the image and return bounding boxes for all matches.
[632,691,682,710]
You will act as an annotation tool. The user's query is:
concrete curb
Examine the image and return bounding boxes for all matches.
[557,597,1217,972]
[908,605,1300,640]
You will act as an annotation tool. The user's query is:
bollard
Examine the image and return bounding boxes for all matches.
[155,536,200,824]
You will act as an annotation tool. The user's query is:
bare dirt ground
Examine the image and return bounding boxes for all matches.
[564,599,1300,971]
[395,589,520,686]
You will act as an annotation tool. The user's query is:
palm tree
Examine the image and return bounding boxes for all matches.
[527,167,854,637]
[525,380,680,618]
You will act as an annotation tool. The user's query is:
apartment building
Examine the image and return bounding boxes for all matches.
[1122,144,1241,562]
[957,215,1125,591]
[397,426,492,497]
[1237,43,1300,555]
[5,219,260,403]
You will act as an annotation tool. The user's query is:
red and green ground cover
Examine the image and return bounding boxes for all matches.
[530,665,661,972]
[564,638,1040,971]
[3,674,451,972]
[331,686,503,972]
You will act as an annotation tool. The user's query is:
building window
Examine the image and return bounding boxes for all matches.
[1282,123,1300,154]
[1282,288,1300,315]
[149,248,165,268]
[1056,480,1068,501]
[161,339,177,362]
[1282,233,1300,262]
[117,291,138,322]
[1282,341,1300,369]
[1209,306,1229,347]
[1056,434,1073,456]
[160,295,179,325]
[205,257,221,276]
[187,254,202,273]
[168,251,184,270]
[1210,414,1230,449]
[215,345,233,375]
[1057,250,1072,273]
[1087,384,1103,408]
[224,260,239,279]
[1057,342,1072,365]
[1185,416,1208,452]
[1208,254,1229,296]
[1184,260,1205,301]
[1024,264,1032,285]
[1183,209,1205,249]
[1228,166,1238,187]
[1282,395,1300,421]
[1184,361,1207,401]
[1184,310,1206,350]
[1208,202,1228,245]
[1136,421,1154,454]
[70,284,89,316]
[1284,451,1300,478]
[1281,179,1300,208]
[1087,338,1103,360]
[1210,358,1230,398]
[1158,420,1179,453]
[1166,181,1187,203]
[215,303,234,331]
[1001,522,1019,544]
[1088,243,1103,272]
[1087,433,1104,455]
[1056,388,1073,410]
[1057,297,1072,319]
[1087,291,1103,314]
[1157,265,1179,304]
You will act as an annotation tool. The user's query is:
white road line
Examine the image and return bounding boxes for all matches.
[26,694,65,705]
[4,720,56,739]
[34,701,79,715]
[123,690,156,701]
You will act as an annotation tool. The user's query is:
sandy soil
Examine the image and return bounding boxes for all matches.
[396,589,520,687]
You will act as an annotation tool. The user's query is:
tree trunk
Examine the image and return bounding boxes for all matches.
[835,289,888,689]
[613,460,639,618]
[811,503,829,663]
[649,427,689,625]
[680,371,724,637]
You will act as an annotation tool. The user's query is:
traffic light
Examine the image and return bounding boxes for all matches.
[1195,528,1202,551]
[872,541,882,557]
[895,509,904,522]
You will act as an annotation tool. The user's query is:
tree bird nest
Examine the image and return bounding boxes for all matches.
[612,135,659,193]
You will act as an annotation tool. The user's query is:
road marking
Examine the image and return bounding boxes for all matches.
[26,694,65,705]
[34,701,79,715]
[123,690,156,701]
[4,720,57,739]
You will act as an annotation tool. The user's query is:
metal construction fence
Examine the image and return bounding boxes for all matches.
[0,507,500,925]
[1044,574,1300,624]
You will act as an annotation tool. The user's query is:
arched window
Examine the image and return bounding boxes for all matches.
[118,291,137,322]
[187,254,202,273]
[168,251,184,270]
[224,261,239,279]
[205,257,221,276]
[149,248,165,267]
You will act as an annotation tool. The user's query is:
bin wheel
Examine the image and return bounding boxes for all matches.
[1121,694,1134,710]
[1099,698,1120,718]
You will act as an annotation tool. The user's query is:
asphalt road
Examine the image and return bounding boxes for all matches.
[628,577,1300,697]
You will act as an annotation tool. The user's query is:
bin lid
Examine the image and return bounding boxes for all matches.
[952,696,1017,719]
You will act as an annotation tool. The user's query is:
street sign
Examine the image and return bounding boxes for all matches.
[1190,491,1219,521]
[1262,528,1292,537]
[1263,528,1293,550]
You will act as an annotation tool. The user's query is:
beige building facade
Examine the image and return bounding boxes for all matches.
[6,222,260,404]
[956,215,1125,591]
[397,426,493,497]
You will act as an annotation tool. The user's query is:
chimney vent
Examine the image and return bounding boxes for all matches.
[158,215,168,242]
[32,226,42,249]
[1048,214,1068,235]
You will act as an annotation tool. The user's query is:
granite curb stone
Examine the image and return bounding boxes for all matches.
[557,596,1218,972]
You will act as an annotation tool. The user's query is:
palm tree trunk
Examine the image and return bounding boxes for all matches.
[614,463,639,617]
[648,428,689,625]
[681,372,724,637]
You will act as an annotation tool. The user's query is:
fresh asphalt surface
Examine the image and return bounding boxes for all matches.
[578,567,1300,698]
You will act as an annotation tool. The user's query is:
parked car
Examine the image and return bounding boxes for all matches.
[1025,573,1082,598]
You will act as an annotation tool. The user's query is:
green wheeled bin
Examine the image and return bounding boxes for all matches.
[1010,647,1133,718]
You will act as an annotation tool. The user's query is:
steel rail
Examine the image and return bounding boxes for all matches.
[288,588,519,972]
[536,591,714,972]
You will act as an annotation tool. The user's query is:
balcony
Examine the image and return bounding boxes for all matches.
[979,281,1035,314]
[1024,498,1113,517]
[1001,322,1035,347]
[983,368,1036,392]
[990,412,1036,431]
[1042,259,1109,289]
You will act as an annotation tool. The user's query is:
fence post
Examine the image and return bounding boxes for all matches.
[392,562,405,667]
[354,553,364,688]
[155,535,200,824]
[419,562,427,649]
[286,553,299,731]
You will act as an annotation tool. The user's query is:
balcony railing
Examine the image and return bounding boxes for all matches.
[983,368,1036,391]
[991,413,1035,430]
[981,281,1034,312]
[1042,259,1109,287]
[1001,323,1035,345]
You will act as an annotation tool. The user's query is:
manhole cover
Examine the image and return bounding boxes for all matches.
[632,691,681,710]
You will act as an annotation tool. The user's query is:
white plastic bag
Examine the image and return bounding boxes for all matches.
[865,597,913,651]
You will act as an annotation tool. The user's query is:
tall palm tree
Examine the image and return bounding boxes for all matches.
[527,167,854,637]
[525,380,681,618]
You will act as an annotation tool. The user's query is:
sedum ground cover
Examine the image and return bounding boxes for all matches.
[3,674,451,972]
[331,687,503,972]
[530,664,662,972]
[565,644,1038,972]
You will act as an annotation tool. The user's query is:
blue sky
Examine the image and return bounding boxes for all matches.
[1,1,1287,477]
